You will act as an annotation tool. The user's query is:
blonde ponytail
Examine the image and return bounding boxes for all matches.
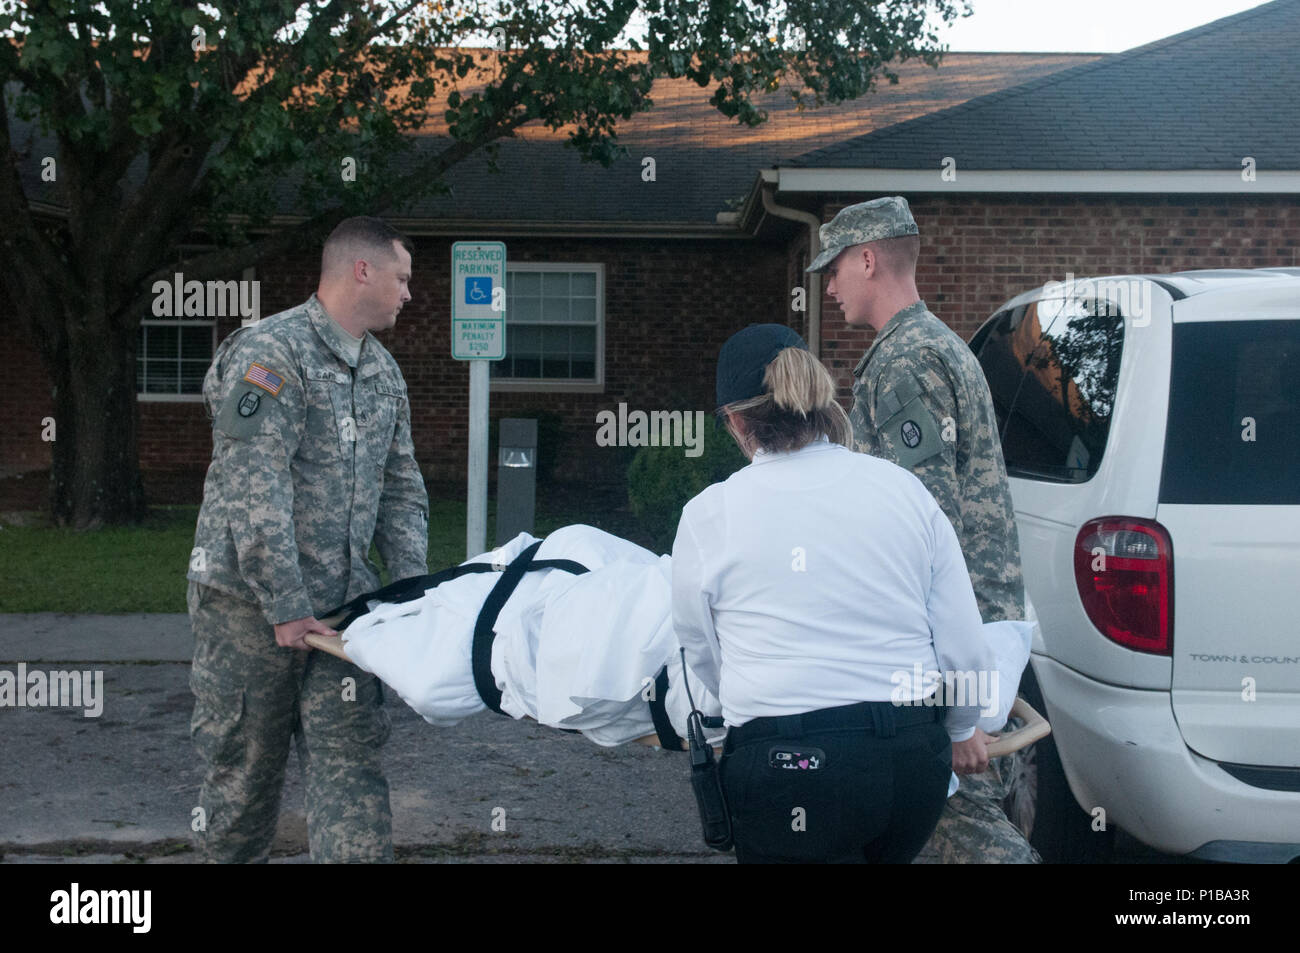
[724,347,851,453]
[765,347,839,418]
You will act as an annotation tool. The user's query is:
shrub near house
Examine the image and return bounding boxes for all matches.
[626,425,747,552]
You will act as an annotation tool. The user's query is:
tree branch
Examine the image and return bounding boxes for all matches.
[367,1,429,43]
[122,107,534,321]
[0,99,75,357]
[104,128,212,286]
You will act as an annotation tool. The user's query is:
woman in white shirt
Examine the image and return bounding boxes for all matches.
[672,324,995,863]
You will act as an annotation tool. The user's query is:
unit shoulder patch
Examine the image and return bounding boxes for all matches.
[879,394,946,469]
[216,385,278,440]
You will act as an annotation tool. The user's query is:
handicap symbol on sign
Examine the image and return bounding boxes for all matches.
[465,276,492,304]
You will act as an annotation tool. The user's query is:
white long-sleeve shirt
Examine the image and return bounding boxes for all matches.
[671,437,995,742]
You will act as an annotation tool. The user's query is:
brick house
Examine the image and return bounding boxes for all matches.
[2,49,1095,497]
[746,0,1300,396]
[6,0,1297,501]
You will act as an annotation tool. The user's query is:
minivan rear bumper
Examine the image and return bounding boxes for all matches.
[1032,654,1300,861]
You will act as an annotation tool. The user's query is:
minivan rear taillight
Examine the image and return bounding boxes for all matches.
[1073,518,1174,655]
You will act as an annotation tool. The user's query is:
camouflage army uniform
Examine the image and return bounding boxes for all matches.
[850,302,1037,864]
[805,196,1036,863]
[187,293,429,863]
[911,716,1037,863]
[848,300,1023,626]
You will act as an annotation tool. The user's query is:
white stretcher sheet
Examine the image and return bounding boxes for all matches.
[339,525,1034,750]
[341,525,725,746]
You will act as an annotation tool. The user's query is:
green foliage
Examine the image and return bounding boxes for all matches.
[626,423,747,553]
[0,490,658,611]
[0,498,475,612]
[0,505,202,612]
[2,0,969,253]
[0,0,968,525]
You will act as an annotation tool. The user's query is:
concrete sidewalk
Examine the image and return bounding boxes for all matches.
[0,614,726,864]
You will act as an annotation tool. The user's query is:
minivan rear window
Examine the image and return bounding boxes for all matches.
[975,297,1123,483]
[1161,320,1300,505]
[971,304,1035,435]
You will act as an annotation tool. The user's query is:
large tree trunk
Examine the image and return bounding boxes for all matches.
[47,303,147,528]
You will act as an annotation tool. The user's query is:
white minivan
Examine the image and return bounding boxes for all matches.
[969,268,1300,863]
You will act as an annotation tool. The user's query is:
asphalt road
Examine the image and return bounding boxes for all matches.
[0,613,1180,864]
[0,612,726,864]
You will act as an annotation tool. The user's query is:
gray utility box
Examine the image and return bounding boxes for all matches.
[495,418,537,545]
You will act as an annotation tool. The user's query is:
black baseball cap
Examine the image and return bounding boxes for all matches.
[715,324,808,408]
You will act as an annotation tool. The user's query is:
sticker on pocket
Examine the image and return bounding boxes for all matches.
[768,745,826,770]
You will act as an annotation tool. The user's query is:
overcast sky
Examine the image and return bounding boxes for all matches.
[935,0,1271,52]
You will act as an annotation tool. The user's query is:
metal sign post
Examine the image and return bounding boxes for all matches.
[451,241,506,559]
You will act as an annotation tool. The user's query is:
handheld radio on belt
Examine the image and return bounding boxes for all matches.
[680,649,732,851]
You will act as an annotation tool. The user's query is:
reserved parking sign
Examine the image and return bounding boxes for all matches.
[451,241,506,360]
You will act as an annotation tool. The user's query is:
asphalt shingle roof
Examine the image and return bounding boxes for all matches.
[11,53,1096,226]
[398,52,1096,223]
[785,0,1300,171]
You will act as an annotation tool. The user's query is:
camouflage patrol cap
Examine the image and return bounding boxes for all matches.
[805,196,918,273]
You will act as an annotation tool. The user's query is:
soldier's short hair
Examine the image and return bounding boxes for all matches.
[866,234,920,277]
[321,217,413,277]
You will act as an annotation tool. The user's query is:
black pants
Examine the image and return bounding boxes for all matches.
[719,700,951,863]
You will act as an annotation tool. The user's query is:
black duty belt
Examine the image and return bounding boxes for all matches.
[726,699,943,752]
[322,539,685,750]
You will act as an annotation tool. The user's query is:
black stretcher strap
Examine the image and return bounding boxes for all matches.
[323,562,497,630]
[648,665,684,751]
[322,555,595,631]
[473,541,546,713]
[470,544,593,714]
[529,558,592,575]
[327,538,685,747]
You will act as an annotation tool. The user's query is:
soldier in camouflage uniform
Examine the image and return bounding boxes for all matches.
[806,196,1040,863]
[187,217,429,863]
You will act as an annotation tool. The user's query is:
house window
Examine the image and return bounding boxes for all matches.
[137,248,254,402]
[491,263,603,392]
[137,316,215,400]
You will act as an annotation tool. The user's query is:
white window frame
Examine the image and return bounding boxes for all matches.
[137,253,255,404]
[490,262,605,394]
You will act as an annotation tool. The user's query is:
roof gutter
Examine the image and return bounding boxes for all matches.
[775,168,1300,193]
[18,205,754,240]
[242,215,753,240]
[759,172,824,358]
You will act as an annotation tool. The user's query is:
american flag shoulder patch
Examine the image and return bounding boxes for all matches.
[243,362,285,397]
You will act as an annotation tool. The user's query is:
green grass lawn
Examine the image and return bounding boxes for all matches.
[0,491,652,613]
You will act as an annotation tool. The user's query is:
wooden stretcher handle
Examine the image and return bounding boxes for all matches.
[304,632,351,660]
[984,697,1051,757]
[318,609,351,630]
